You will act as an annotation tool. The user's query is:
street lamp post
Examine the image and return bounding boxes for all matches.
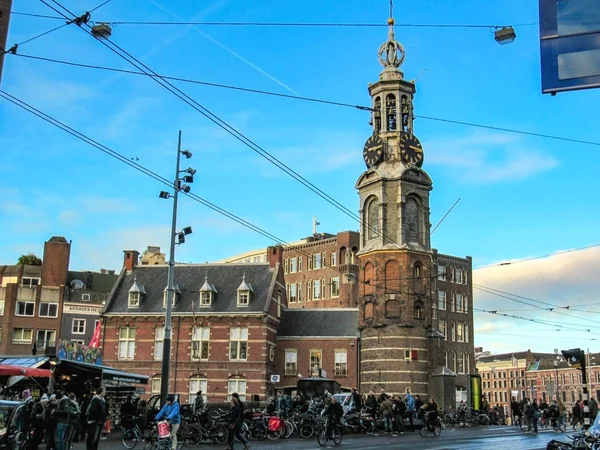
[159,130,195,406]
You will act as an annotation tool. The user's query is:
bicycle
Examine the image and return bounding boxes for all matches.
[121,415,146,449]
[419,412,442,437]
[143,421,184,450]
[316,417,343,447]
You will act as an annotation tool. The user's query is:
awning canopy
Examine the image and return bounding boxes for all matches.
[56,360,149,385]
[0,365,52,378]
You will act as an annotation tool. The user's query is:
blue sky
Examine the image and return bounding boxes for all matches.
[1,0,599,354]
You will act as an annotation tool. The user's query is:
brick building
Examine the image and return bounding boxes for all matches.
[102,247,287,403]
[275,309,359,390]
[0,236,71,354]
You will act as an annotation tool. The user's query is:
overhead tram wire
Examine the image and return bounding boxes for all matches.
[10,52,600,151]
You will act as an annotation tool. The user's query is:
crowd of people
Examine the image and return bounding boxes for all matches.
[15,387,109,450]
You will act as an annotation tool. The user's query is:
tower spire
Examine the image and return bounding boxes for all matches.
[378,0,405,77]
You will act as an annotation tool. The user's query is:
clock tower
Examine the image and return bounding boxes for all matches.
[356,13,441,398]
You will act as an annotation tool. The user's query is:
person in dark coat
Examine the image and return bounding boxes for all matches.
[393,395,406,435]
[44,394,59,450]
[324,397,344,439]
[226,398,249,450]
[78,394,90,442]
[86,388,107,450]
[30,395,48,449]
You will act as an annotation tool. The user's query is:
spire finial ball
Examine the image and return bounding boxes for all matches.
[388,18,395,25]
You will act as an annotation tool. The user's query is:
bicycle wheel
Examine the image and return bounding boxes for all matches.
[418,426,428,437]
[181,424,201,446]
[266,427,283,440]
[332,428,343,445]
[300,424,314,439]
[122,428,139,449]
[316,430,328,447]
[253,423,267,441]
[433,423,442,436]
[211,425,228,445]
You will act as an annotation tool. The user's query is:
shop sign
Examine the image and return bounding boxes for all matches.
[63,304,102,315]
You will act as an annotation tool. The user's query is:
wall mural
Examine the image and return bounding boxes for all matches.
[57,340,103,365]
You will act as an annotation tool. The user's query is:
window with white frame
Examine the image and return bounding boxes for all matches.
[163,292,176,308]
[118,327,136,360]
[306,280,312,301]
[21,277,40,288]
[0,301,4,316]
[189,377,207,404]
[432,304,437,320]
[450,294,455,312]
[200,292,212,306]
[36,329,55,349]
[154,327,164,360]
[284,258,289,274]
[444,351,448,367]
[308,256,313,270]
[297,283,302,302]
[334,350,348,376]
[464,296,469,313]
[151,376,161,394]
[81,293,91,302]
[457,353,465,374]
[456,323,464,342]
[438,291,446,310]
[313,253,322,270]
[331,252,337,266]
[466,355,470,374]
[298,256,303,272]
[437,265,446,281]
[439,320,447,340]
[16,301,35,317]
[72,319,86,334]
[229,327,248,360]
[456,293,464,313]
[192,327,210,360]
[451,322,456,341]
[313,280,321,300]
[285,350,297,376]
[465,324,469,343]
[228,378,246,401]
[455,269,464,284]
[237,291,250,306]
[12,328,32,344]
[289,257,298,273]
[39,302,58,318]
[453,352,457,372]
[128,292,140,308]
[330,276,340,297]
[310,349,322,376]
[288,284,298,303]
[321,279,326,299]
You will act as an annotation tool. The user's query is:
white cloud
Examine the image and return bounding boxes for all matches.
[425,132,559,183]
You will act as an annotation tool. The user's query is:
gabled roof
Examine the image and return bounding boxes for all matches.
[277,309,359,338]
[477,351,531,364]
[104,263,278,314]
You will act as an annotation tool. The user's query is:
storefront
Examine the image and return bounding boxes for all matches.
[0,356,53,399]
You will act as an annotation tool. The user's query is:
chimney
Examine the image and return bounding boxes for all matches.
[123,250,140,271]
[41,236,71,286]
[267,246,283,269]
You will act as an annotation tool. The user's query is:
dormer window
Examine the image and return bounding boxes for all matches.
[236,274,254,307]
[163,285,181,308]
[127,276,146,308]
[199,276,217,307]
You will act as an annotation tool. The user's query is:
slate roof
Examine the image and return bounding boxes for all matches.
[277,309,359,338]
[478,351,531,363]
[103,263,278,314]
[68,271,119,293]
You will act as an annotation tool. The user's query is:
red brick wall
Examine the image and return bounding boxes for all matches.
[103,313,280,403]
[275,338,359,391]
[41,239,70,287]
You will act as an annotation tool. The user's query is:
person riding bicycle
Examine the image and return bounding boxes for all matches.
[324,397,344,438]
[423,398,438,431]
[155,394,180,450]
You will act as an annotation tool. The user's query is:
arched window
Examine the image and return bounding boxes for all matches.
[385,260,400,294]
[228,376,247,401]
[364,302,374,320]
[414,300,424,319]
[414,262,421,278]
[386,94,397,131]
[385,300,400,318]
[363,262,375,296]
[366,197,379,240]
[189,376,207,405]
[373,96,382,132]
[340,247,347,265]
[151,375,161,394]
[405,197,420,243]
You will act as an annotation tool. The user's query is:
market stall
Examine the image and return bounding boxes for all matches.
[0,357,53,399]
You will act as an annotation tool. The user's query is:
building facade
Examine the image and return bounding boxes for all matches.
[354,15,475,406]
[102,247,287,403]
[0,236,70,354]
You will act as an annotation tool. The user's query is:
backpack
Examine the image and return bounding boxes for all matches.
[523,403,530,415]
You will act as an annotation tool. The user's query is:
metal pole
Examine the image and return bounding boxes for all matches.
[0,0,13,86]
[583,349,590,428]
[160,130,182,406]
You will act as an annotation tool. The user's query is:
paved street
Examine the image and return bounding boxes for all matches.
[82,425,569,450]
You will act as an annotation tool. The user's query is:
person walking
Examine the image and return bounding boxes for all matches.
[54,394,78,450]
[225,397,249,450]
[557,399,567,431]
[65,394,80,450]
[29,394,48,449]
[45,394,58,450]
[380,396,394,434]
[135,400,148,435]
[405,392,416,431]
[392,395,405,435]
[193,391,204,415]
[511,397,521,427]
[85,388,107,450]
[155,394,181,450]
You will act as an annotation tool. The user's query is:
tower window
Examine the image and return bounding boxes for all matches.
[367,197,379,240]
[373,97,382,133]
[386,94,397,131]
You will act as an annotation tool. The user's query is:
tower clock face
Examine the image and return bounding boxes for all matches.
[363,134,384,167]
[400,132,424,167]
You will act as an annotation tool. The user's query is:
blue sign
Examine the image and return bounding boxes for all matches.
[539,0,600,94]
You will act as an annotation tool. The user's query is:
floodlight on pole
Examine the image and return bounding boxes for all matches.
[91,23,112,39]
[159,131,195,407]
[183,175,194,183]
[494,26,516,45]
[186,168,196,176]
